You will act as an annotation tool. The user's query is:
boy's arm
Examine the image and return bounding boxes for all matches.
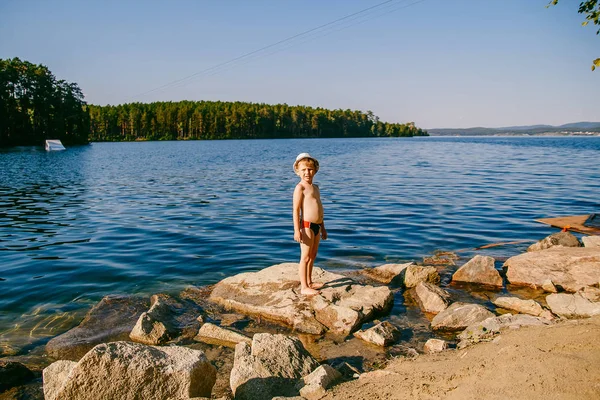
[293,184,303,243]
[321,221,327,240]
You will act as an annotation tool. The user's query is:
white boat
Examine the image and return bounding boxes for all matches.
[45,140,66,151]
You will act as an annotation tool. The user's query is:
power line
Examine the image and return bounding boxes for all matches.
[127,0,426,101]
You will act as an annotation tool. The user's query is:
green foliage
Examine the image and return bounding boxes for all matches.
[0,58,90,146]
[548,0,600,70]
[87,101,428,142]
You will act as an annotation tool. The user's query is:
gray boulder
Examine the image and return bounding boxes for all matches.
[194,322,252,348]
[504,247,600,292]
[527,232,581,252]
[452,255,502,287]
[546,292,600,318]
[431,302,494,331]
[403,265,440,288]
[362,262,415,284]
[457,313,553,348]
[492,296,552,318]
[43,341,216,400]
[209,263,393,335]
[582,235,600,248]
[413,282,451,314]
[353,321,400,347]
[45,295,149,360]
[230,333,320,400]
[423,339,447,354]
[129,293,202,345]
[299,365,342,400]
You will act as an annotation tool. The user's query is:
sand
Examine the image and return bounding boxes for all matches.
[323,316,600,400]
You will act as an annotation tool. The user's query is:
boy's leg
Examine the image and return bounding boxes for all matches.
[307,234,321,288]
[299,228,319,295]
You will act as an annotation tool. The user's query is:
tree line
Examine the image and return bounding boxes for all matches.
[1,58,427,147]
[87,101,428,142]
[0,58,90,146]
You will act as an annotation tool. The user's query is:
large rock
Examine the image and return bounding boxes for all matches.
[209,263,393,335]
[527,232,581,252]
[43,341,216,400]
[230,333,320,400]
[582,235,600,248]
[457,313,553,348]
[43,360,77,400]
[129,294,201,345]
[430,302,494,331]
[492,296,551,318]
[46,295,149,360]
[504,247,600,292]
[353,321,400,347]
[0,360,35,392]
[413,282,451,314]
[362,262,415,284]
[403,265,440,288]
[546,293,600,318]
[451,255,502,287]
[423,339,447,354]
[299,365,342,400]
[194,322,252,348]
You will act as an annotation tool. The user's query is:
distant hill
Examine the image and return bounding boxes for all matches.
[427,122,600,136]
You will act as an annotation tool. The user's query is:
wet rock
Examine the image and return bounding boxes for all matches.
[457,314,553,348]
[230,333,320,400]
[361,262,415,284]
[527,232,581,252]
[353,321,400,347]
[194,322,252,348]
[43,341,216,400]
[504,247,600,292]
[0,360,35,392]
[582,235,600,248]
[546,292,600,318]
[129,294,201,345]
[413,281,451,314]
[423,339,447,354]
[45,295,149,361]
[0,379,44,399]
[451,255,502,287]
[209,263,393,335]
[300,365,342,400]
[431,302,495,331]
[403,265,440,288]
[492,296,547,317]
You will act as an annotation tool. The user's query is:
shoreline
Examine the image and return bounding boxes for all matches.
[2,231,600,399]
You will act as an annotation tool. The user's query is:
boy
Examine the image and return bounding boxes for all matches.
[293,153,327,295]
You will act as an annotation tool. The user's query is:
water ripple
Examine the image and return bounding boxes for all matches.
[1,137,599,350]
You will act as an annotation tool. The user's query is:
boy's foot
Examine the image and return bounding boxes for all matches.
[309,282,324,289]
[300,287,320,296]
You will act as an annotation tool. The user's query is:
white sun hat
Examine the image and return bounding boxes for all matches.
[293,153,320,173]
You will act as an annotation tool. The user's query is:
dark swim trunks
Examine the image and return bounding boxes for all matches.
[302,220,321,235]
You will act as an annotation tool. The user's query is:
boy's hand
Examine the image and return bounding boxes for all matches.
[294,230,302,243]
[321,227,327,240]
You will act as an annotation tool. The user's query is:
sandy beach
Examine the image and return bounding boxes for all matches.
[323,315,600,400]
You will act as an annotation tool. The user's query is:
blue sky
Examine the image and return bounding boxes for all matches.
[1,0,599,129]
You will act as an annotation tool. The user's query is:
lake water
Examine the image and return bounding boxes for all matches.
[1,136,599,354]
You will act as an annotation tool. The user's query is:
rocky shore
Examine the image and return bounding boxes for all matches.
[1,231,599,399]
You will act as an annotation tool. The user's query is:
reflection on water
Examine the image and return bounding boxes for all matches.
[1,137,599,354]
